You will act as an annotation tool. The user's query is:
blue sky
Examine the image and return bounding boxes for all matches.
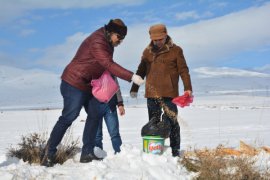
[0,0,270,74]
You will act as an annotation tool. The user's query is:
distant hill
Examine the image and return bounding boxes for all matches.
[0,65,61,109]
[0,65,269,110]
[192,67,270,96]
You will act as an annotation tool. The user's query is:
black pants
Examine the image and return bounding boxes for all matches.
[147,97,180,150]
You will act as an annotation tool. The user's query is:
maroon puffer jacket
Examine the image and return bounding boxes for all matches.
[61,27,133,92]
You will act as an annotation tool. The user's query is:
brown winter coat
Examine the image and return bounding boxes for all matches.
[130,36,192,98]
[61,27,133,92]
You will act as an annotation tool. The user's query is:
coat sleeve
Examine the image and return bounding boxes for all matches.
[176,47,193,91]
[92,40,133,82]
[130,53,147,93]
[114,77,124,106]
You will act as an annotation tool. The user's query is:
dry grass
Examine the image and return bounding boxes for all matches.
[7,130,79,165]
[8,133,47,164]
[181,144,270,180]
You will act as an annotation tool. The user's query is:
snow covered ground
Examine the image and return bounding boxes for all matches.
[1,65,270,179]
[0,95,270,179]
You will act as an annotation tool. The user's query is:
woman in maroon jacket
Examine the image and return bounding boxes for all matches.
[42,19,144,167]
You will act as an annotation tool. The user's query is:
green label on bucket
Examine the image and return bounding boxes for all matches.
[148,141,163,154]
[142,136,164,155]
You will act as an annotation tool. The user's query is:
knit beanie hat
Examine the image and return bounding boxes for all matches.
[105,19,127,38]
[149,24,167,40]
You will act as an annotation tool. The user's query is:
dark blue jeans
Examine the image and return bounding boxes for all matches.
[47,80,101,156]
[147,97,180,151]
[95,103,122,153]
[81,96,102,155]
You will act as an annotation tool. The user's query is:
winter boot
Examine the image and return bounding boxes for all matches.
[172,149,180,157]
[80,152,103,163]
[41,154,56,167]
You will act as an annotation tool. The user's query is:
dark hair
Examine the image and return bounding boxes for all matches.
[105,19,127,37]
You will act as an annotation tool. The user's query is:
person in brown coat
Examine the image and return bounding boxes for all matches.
[42,19,144,167]
[130,24,192,157]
